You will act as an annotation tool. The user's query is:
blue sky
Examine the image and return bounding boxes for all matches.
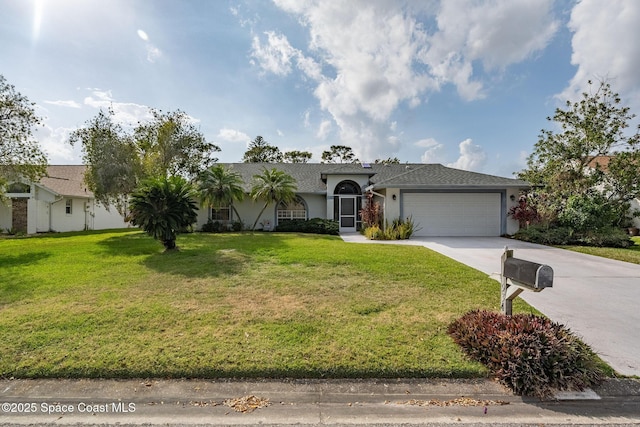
[2,0,640,177]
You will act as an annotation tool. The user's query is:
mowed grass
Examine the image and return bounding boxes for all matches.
[561,236,640,264]
[0,230,533,379]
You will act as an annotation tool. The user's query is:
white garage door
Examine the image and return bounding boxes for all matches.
[403,193,502,237]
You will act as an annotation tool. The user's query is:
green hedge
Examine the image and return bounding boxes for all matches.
[274,218,339,235]
[514,225,632,248]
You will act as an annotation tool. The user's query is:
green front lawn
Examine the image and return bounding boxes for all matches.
[0,230,533,379]
[561,236,640,264]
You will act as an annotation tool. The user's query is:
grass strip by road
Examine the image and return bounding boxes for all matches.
[561,236,640,265]
[1,230,535,379]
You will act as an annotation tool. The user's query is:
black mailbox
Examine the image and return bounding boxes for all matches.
[503,257,553,290]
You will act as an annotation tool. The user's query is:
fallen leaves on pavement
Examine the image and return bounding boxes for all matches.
[223,395,271,413]
[397,397,509,407]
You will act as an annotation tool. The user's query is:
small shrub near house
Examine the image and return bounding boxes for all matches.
[274,218,339,235]
[363,217,416,241]
[202,219,224,233]
[201,220,243,233]
[448,310,603,398]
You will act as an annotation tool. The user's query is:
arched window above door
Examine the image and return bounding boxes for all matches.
[333,180,361,195]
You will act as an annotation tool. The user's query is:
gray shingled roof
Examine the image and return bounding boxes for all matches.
[37,163,528,198]
[368,163,529,189]
[219,163,328,193]
[39,165,93,198]
[219,163,528,191]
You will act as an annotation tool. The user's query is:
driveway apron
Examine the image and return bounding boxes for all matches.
[341,234,640,377]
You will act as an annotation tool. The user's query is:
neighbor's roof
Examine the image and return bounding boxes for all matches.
[39,165,92,198]
[219,163,529,192]
[586,155,613,172]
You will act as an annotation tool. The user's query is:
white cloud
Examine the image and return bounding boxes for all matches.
[36,125,82,164]
[417,138,446,163]
[560,0,640,106]
[426,0,557,100]
[437,0,558,70]
[316,119,332,139]
[83,89,154,126]
[415,137,441,148]
[145,45,162,63]
[250,31,299,76]
[43,100,81,108]
[447,138,487,172]
[266,0,558,161]
[217,128,250,143]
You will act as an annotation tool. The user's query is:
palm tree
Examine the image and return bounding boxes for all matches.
[129,176,198,251]
[250,168,297,230]
[198,164,245,226]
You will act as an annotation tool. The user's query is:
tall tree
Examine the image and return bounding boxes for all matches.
[518,80,640,226]
[284,150,312,163]
[0,74,48,198]
[198,164,245,224]
[70,108,220,214]
[242,136,283,163]
[129,176,198,251]
[321,145,358,163]
[250,168,297,230]
[69,108,140,214]
[134,109,219,179]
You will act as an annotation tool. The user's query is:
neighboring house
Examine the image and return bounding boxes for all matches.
[0,165,128,234]
[198,163,529,237]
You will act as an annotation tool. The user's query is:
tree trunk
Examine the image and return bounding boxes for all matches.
[251,203,269,230]
[231,204,242,227]
[163,238,177,251]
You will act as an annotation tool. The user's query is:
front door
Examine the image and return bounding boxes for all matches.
[339,196,357,232]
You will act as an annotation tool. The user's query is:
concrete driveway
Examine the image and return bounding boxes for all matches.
[341,234,640,376]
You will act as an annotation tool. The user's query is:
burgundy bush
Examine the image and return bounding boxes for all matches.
[447,310,603,398]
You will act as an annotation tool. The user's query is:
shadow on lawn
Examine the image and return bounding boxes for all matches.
[0,252,51,303]
[97,231,292,278]
[0,251,51,268]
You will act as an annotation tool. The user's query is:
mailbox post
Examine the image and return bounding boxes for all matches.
[500,247,553,315]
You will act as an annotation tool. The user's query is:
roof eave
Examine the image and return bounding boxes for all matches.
[371,183,530,190]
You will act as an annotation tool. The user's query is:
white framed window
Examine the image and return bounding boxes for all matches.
[277,197,307,221]
[65,199,72,215]
[211,206,230,221]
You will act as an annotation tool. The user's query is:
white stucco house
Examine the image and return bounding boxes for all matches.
[198,163,529,237]
[0,165,128,234]
[2,162,529,236]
